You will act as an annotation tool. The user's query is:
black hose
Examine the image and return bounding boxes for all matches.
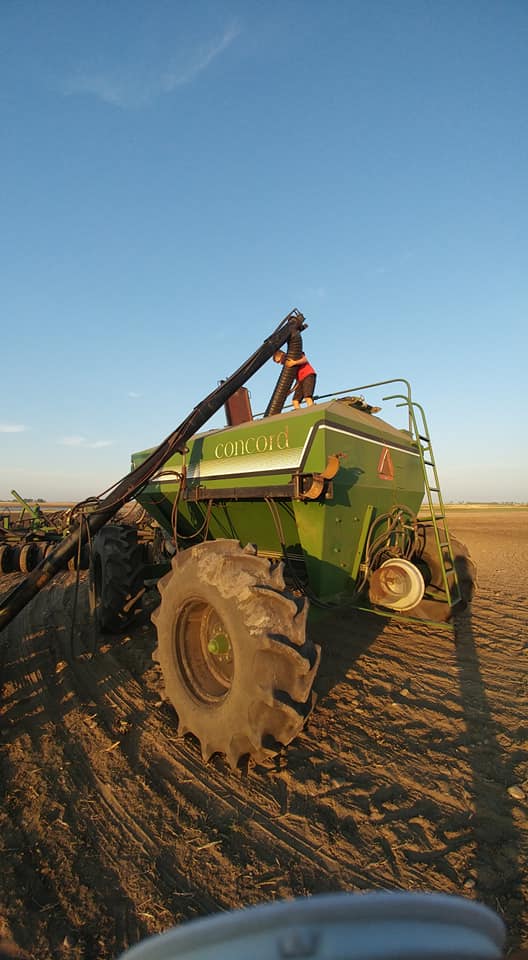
[264,329,306,417]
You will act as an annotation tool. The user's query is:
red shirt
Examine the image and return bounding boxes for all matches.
[296,359,316,382]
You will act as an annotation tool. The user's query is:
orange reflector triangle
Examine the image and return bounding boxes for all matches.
[378,447,394,480]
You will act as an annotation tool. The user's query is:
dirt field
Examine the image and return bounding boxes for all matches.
[1,509,526,959]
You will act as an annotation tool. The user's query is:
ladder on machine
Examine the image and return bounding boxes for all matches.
[403,399,461,608]
[380,384,462,610]
[325,379,463,613]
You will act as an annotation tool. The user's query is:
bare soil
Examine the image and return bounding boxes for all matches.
[1,509,527,959]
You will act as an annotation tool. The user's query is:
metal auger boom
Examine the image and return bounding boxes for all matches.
[0,309,306,636]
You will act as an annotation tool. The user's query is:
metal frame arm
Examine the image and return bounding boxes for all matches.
[0,309,305,634]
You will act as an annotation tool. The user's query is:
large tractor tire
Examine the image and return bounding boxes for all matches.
[0,544,14,574]
[152,540,321,768]
[90,524,145,633]
[410,530,477,622]
[18,541,41,573]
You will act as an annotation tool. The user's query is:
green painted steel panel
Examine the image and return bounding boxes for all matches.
[132,399,425,601]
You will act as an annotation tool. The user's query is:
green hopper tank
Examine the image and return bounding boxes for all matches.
[132,397,426,601]
[115,381,475,768]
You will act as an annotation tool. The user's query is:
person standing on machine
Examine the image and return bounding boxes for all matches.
[273,350,317,408]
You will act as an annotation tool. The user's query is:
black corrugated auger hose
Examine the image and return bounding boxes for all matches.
[0,309,306,650]
[264,324,307,417]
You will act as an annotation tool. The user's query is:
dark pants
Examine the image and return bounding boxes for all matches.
[293,374,316,402]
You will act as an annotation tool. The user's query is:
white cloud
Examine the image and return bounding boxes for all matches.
[64,23,240,108]
[0,424,27,433]
[59,436,112,449]
[162,23,240,91]
[128,391,142,398]
[65,74,129,107]
[60,436,85,447]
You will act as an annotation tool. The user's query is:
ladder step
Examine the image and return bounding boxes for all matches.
[417,430,455,597]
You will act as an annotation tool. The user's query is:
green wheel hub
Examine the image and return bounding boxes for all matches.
[175,599,233,704]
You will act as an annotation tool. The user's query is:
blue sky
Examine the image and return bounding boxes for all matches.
[1,0,526,502]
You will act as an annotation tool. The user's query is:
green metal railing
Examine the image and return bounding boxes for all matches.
[381,390,461,608]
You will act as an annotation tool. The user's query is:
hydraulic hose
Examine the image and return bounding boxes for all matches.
[0,309,306,638]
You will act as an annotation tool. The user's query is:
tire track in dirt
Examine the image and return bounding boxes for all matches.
[1,510,527,958]
[1,577,226,957]
[64,600,476,896]
[56,619,367,888]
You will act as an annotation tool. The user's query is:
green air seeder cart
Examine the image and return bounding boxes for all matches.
[87,315,476,768]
